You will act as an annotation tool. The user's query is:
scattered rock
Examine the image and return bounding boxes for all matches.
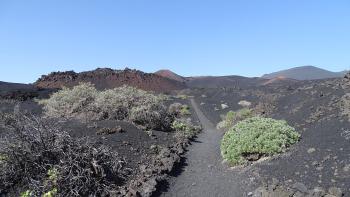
[328,187,343,197]
[292,182,308,193]
[307,148,316,154]
[238,100,252,107]
[96,125,123,135]
[221,103,229,109]
[311,187,326,196]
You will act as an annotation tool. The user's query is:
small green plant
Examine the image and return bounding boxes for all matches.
[217,108,253,130]
[221,117,300,165]
[0,154,7,161]
[47,168,58,183]
[20,190,32,197]
[180,105,191,116]
[43,188,57,197]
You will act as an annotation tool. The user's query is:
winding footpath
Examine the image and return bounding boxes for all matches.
[160,99,244,197]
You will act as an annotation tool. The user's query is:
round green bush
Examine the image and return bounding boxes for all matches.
[221,117,300,165]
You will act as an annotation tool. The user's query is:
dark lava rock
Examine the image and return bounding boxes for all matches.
[34,68,186,92]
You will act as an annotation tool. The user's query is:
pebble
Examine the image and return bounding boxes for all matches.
[307,148,316,154]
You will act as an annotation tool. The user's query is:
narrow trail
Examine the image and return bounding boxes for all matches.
[159,99,243,197]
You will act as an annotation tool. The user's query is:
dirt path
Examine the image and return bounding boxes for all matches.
[159,99,244,197]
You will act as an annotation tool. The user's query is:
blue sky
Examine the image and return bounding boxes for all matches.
[0,0,349,83]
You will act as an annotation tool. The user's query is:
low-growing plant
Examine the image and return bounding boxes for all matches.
[168,103,191,117]
[217,108,253,130]
[176,94,188,100]
[180,104,191,116]
[38,83,98,118]
[38,83,171,130]
[0,114,128,196]
[221,117,300,165]
[130,103,174,130]
[20,190,32,197]
[172,118,201,139]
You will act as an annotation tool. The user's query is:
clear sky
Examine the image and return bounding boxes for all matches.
[0,0,349,83]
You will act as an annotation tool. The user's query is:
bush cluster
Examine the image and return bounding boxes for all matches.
[0,114,128,196]
[168,103,191,117]
[39,83,173,130]
[171,118,201,140]
[217,108,253,130]
[221,117,300,165]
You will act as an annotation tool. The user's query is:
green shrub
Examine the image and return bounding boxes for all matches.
[180,105,191,116]
[217,108,253,130]
[221,117,300,165]
[172,119,201,139]
[20,190,32,197]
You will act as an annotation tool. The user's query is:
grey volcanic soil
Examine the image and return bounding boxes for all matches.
[159,99,249,197]
[160,77,350,196]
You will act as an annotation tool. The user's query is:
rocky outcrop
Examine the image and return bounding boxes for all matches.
[35,68,186,92]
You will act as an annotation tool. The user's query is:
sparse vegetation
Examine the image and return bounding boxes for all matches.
[176,94,188,100]
[0,114,128,196]
[168,103,191,117]
[216,108,253,130]
[130,103,173,130]
[180,104,191,116]
[221,117,300,165]
[172,118,201,140]
[38,83,172,130]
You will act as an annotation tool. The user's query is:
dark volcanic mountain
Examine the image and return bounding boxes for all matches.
[34,68,186,92]
[155,69,187,83]
[262,65,346,80]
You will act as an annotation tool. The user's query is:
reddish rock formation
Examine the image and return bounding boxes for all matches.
[154,69,187,83]
[35,68,186,92]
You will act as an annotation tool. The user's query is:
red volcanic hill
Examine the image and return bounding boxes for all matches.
[154,69,186,83]
[34,68,186,92]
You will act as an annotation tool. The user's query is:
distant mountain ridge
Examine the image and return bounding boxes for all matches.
[262,66,347,80]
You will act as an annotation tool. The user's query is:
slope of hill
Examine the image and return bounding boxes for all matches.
[0,81,53,100]
[155,69,187,83]
[262,65,346,80]
[186,75,265,89]
[34,68,186,92]
[261,76,299,86]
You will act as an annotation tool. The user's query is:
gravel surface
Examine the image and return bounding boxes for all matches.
[159,99,246,197]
